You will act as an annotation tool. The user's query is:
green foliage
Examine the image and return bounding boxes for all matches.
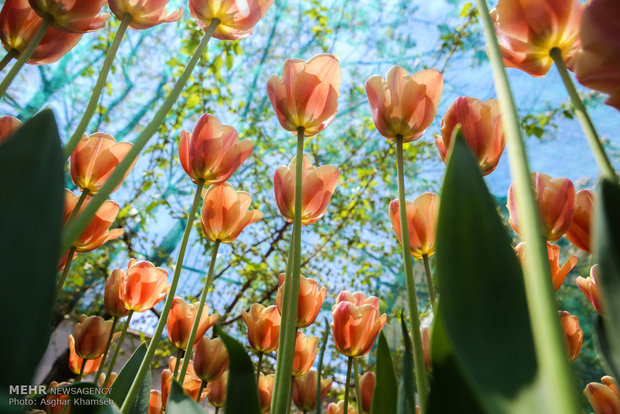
[397,317,417,414]
[108,343,150,413]
[372,332,398,414]
[166,381,204,414]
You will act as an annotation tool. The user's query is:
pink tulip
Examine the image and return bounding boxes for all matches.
[29,0,110,33]
[189,0,273,40]
[109,0,182,30]
[388,192,440,259]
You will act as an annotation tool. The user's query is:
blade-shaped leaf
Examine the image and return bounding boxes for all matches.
[371,331,398,414]
[397,316,417,414]
[0,109,64,389]
[595,317,620,380]
[108,342,149,412]
[166,381,204,414]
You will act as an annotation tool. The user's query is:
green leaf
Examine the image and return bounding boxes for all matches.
[431,135,540,413]
[371,332,398,414]
[55,382,122,414]
[397,316,417,414]
[0,109,64,390]
[595,317,620,380]
[108,342,149,412]
[215,325,261,414]
[166,381,204,414]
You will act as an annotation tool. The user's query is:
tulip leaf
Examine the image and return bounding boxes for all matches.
[595,317,620,380]
[215,325,261,414]
[397,315,417,414]
[108,342,150,413]
[54,382,122,414]
[371,331,398,414]
[431,135,541,413]
[166,381,204,414]
[0,109,64,390]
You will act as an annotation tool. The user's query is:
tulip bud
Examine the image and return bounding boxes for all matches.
[104,269,130,318]
[190,0,274,40]
[515,242,577,291]
[29,0,110,33]
[108,0,182,30]
[584,376,620,414]
[120,259,170,313]
[276,273,326,328]
[388,193,440,259]
[242,303,281,353]
[72,315,114,359]
[68,335,102,375]
[558,311,582,361]
[577,265,604,314]
[359,372,376,413]
[167,297,218,349]
[0,115,21,144]
[290,331,320,377]
[193,337,229,382]
[148,390,162,414]
[161,357,206,407]
[565,189,595,253]
[328,401,358,414]
[257,373,275,413]
[292,370,332,412]
[207,371,228,408]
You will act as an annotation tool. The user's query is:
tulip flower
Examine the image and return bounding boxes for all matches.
[98,372,117,389]
[328,401,358,414]
[273,154,340,226]
[29,0,110,33]
[148,390,162,414]
[276,273,326,328]
[422,326,432,373]
[558,311,582,361]
[120,259,170,313]
[167,297,219,349]
[242,303,281,353]
[507,173,575,241]
[292,370,332,412]
[0,115,21,144]
[490,0,583,77]
[72,315,116,359]
[359,372,376,413]
[201,183,263,243]
[104,269,130,318]
[189,0,274,40]
[577,265,604,314]
[44,381,70,414]
[565,189,595,253]
[388,193,440,259]
[365,65,443,142]
[193,336,229,382]
[290,331,320,377]
[331,291,387,358]
[584,376,620,414]
[207,371,228,408]
[257,373,275,413]
[0,0,81,65]
[161,357,207,406]
[515,242,577,291]
[435,97,505,175]
[70,133,134,195]
[267,54,341,136]
[108,0,182,30]
[68,335,102,375]
[179,114,253,185]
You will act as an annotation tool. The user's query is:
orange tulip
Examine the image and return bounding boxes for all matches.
[68,335,102,375]
[565,189,595,253]
[515,242,577,291]
[242,303,281,353]
[273,154,340,226]
[0,115,21,144]
[120,259,170,312]
[70,133,134,195]
[507,172,575,241]
[45,381,70,414]
[267,54,341,136]
[577,265,604,314]
[108,0,182,30]
[98,371,117,389]
[166,297,219,349]
[104,269,130,318]
[148,390,162,414]
[257,373,275,413]
[365,65,443,142]
[328,401,358,414]
[161,357,207,406]
[435,97,505,175]
[193,336,229,382]
[584,376,620,414]
[63,189,124,252]
[359,372,376,413]
[331,291,387,358]
[558,311,582,361]
[290,331,319,377]
[292,370,332,412]
[201,183,263,243]
[189,0,273,40]
[72,315,116,359]
[575,0,620,111]
[490,0,583,77]
[179,113,253,185]
[276,273,326,328]
[0,0,81,64]
[207,371,228,408]
[29,0,110,33]
[388,192,440,259]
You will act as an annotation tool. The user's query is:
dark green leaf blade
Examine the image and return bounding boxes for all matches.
[108,342,149,411]
[371,331,398,414]
[397,316,416,414]
[166,381,204,414]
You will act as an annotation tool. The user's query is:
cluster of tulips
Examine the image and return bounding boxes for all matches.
[1,0,620,413]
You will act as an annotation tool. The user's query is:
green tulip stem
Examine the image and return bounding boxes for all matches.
[66,189,90,226]
[94,316,119,385]
[343,357,353,414]
[256,352,264,382]
[103,310,133,388]
[214,408,219,414]
[56,246,77,298]
[76,358,87,382]
[353,359,363,414]
[422,254,437,314]
[173,348,184,378]
[197,380,206,403]
[0,50,17,72]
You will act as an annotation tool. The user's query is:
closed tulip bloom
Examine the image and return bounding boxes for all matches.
[290,331,320,377]
[273,154,340,225]
[148,390,162,414]
[577,265,604,314]
[193,336,229,382]
[167,297,219,349]
[584,376,620,414]
[72,315,116,359]
[328,401,358,414]
[331,291,387,358]
[558,311,582,361]
[161,357,207,406]
[257,373,275,413]
[70,133,134,195]
[507,173,575,241]
[120,259,170,312]
[242,303,281,353]
[565,189,595,253]
[267,54,341,136]
[490,0,583,77]
[68,335,102,375]
[179,114,253,185]
[28,0,109,33]
[515,242,577,291]
[0,115,21,144]
[201,183,263,243]
[365,65,443,142]
[104,269,130,318]
[359,372,376,413]
[109,0,182,30]
[435,97,505,175]
[189,0,273,40]
[207,371,228,408]
[292,370,332,412]
[276,273,326,328]
[98,372,117,389]
[388,192,440,259]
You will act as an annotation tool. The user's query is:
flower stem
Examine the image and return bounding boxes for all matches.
[422,254,437,314]
[475,1,580,413]
[215,407,219,414]
[56,246,77,298]
[271,127,305,414]
[550,47,617,181]
[315,318,329,414]
[94,317,118,385]
[0,16,52,98]
[256,352,263,382]
[0,50,16,71]
[66,189,90,226]
[343,357,353,414]
[63,14,132,159]
[178,239,221,384]
[61,19,220,254]
[76,358,87,382]
[120,180,205,413]
[197,380,206,403]
[173,348,184,378]
[395,136,429,410]
[353,359,363,414]
[103,311,133,387]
